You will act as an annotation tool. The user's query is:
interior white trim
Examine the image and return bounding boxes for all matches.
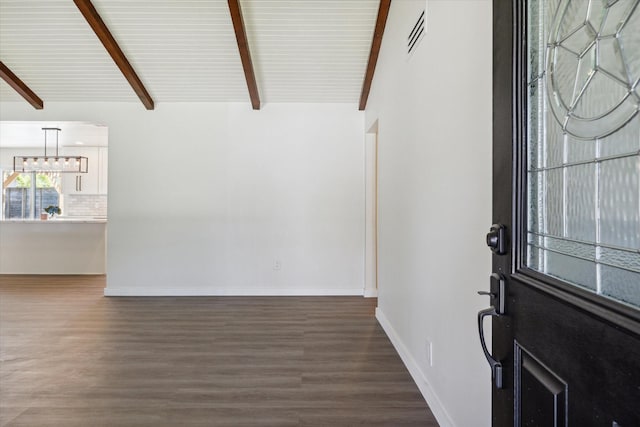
[364,289,378,298]
[104,287,365,297]
[376,307,456,427]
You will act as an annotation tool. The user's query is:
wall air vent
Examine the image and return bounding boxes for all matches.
[407,9,425,57]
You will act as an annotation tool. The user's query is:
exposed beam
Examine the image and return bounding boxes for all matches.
[359,0,392,111]
[228,0,261,110]
[73,0,154,110]
[0,61,44,109]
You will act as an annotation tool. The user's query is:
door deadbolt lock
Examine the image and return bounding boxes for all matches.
[486,224,507,255]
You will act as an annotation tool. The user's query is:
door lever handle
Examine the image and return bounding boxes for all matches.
[478,307,503,389]
[479,273,506,315]
[477,291,495,297]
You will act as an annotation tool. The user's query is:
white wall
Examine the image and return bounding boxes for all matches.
[0,102,365,295]
[364,1,493,426]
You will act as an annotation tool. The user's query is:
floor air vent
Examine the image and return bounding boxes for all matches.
[407,9,425,56]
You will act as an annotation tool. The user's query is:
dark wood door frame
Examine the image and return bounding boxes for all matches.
[492,0,640,338]
[491,1,517,423]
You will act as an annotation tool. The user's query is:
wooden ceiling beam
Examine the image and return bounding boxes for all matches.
[228,0,261,110]
[0,61,44,109]
[73,0,154,110]
[359,0,392,111]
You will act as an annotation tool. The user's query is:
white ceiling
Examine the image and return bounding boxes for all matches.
[0,122,108,148]
[244,0,379,102]
[0,0,379,105]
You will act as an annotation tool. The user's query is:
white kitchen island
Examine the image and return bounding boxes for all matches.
[0,218,106,274]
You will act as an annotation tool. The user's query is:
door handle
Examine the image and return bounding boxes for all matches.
[480,273,505,314]
[478,307,503,389]
[477,273,505,389]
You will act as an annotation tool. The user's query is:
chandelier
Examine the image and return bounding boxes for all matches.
[13,127,88,173]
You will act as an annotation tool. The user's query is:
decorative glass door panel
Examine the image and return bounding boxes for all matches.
[527,0,640,308]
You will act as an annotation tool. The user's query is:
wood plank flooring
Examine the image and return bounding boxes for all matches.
[0,275,438,426]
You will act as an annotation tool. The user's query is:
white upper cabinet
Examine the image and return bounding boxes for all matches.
[61,147,100,194]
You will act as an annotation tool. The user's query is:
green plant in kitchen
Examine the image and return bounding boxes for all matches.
[44,205,61,218]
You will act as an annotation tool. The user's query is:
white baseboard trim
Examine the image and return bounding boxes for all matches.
[104,287,365,297]
[363,288,378,298]
[0,270,106,275]
[376,307,456,427]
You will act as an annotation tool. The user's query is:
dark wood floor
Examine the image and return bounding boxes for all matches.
[0,275,438,426]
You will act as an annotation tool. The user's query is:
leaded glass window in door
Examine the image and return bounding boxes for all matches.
[527,0,640,308]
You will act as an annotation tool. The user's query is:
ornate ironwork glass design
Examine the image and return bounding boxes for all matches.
[527,0,640,308]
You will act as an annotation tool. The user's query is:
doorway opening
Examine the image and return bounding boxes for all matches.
[0,121,108,275]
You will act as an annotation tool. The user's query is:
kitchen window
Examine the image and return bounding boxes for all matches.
[2,171,60,219]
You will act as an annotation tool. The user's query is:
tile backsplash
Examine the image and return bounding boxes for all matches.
[64,194,107,217]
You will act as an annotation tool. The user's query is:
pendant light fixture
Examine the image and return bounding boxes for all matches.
[13,127,88,173]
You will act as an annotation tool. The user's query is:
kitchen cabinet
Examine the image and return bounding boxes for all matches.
[62,147,99,194]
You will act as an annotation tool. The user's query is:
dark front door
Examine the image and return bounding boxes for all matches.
[485,1,640,425]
